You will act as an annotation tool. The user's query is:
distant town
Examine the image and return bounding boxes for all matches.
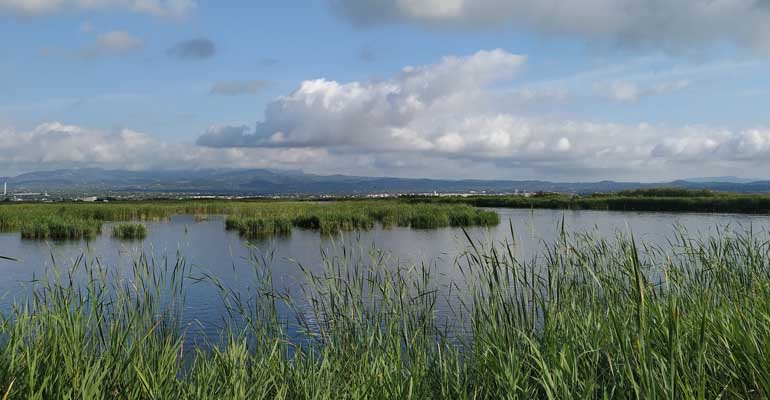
[0,182,536,203]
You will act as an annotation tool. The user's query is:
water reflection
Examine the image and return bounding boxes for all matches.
[1,208,769,341]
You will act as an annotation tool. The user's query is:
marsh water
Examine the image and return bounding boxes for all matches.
[2,208,770,341]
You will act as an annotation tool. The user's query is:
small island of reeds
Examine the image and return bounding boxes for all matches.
[19,216,101,240]
[111,223,148,240]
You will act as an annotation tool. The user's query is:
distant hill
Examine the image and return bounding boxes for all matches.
[682,176,758,184]
[0,168,768,196]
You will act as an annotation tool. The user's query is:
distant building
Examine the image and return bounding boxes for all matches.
[78,196,98,202]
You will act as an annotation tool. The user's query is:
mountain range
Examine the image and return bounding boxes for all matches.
[1,168,769,196]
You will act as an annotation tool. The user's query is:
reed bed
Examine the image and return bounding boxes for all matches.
[19,216,102,240]
[111,223,148,240]
[2,227,770,398]
[408,188,770,214]
[0,200,499,240]
[225,203,499,238]
[225,216,293,237]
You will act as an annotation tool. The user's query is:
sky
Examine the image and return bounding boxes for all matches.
[2,0,770,181]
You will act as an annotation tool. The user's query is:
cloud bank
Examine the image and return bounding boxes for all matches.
[0,122,329,174]
[193,49,770,180]
[330,0,770,54]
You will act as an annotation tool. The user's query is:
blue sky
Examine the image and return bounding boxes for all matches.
[2,0,770,181]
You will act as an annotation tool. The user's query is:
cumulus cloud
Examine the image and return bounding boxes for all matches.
[598,79,690,102]
[210,80,268,96]
[0,122,165,170]
[652,128,770,161]
[329,0,770,54]
[197,125,255,147]
[167,37,216,60]
[194,49,770,180]
[0,0,196,18]
[197,49,527,150]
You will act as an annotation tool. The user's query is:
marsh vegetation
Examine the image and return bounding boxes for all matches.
[111,223,148,240]
[0,200,500,240]
[1,227,770,398]
[409,188,770,214]
[19,216,102,240]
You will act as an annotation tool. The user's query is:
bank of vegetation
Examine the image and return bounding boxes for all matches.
[0,200,499,240]
[407,188,770,214]
[1,229,769,398]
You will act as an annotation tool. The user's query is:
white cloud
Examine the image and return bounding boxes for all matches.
[197,125,255,147]
[603,81,641,102]
[653,128,770,161]
[0,122,331,173]
[0,0,62,14]
[510,86,569,103]
[96,30,142,51]
[0,0,195,18]
[198,49,526,150]
[329,0,770,54]
[78,30,143,58]
[194,49,770,180]
[38,29,143,59]
[4,119,770,181]
[0,122,159,168]
[598,79,690,102]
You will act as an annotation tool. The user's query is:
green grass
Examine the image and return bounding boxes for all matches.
[1,227,770,398]
[0,200,500,240]
[111,223,148,240]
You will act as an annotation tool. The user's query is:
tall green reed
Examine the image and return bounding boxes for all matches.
[2,226,770,398]
[111,223,148,240]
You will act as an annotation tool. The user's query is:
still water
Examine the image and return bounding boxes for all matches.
[1,208,769,340]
